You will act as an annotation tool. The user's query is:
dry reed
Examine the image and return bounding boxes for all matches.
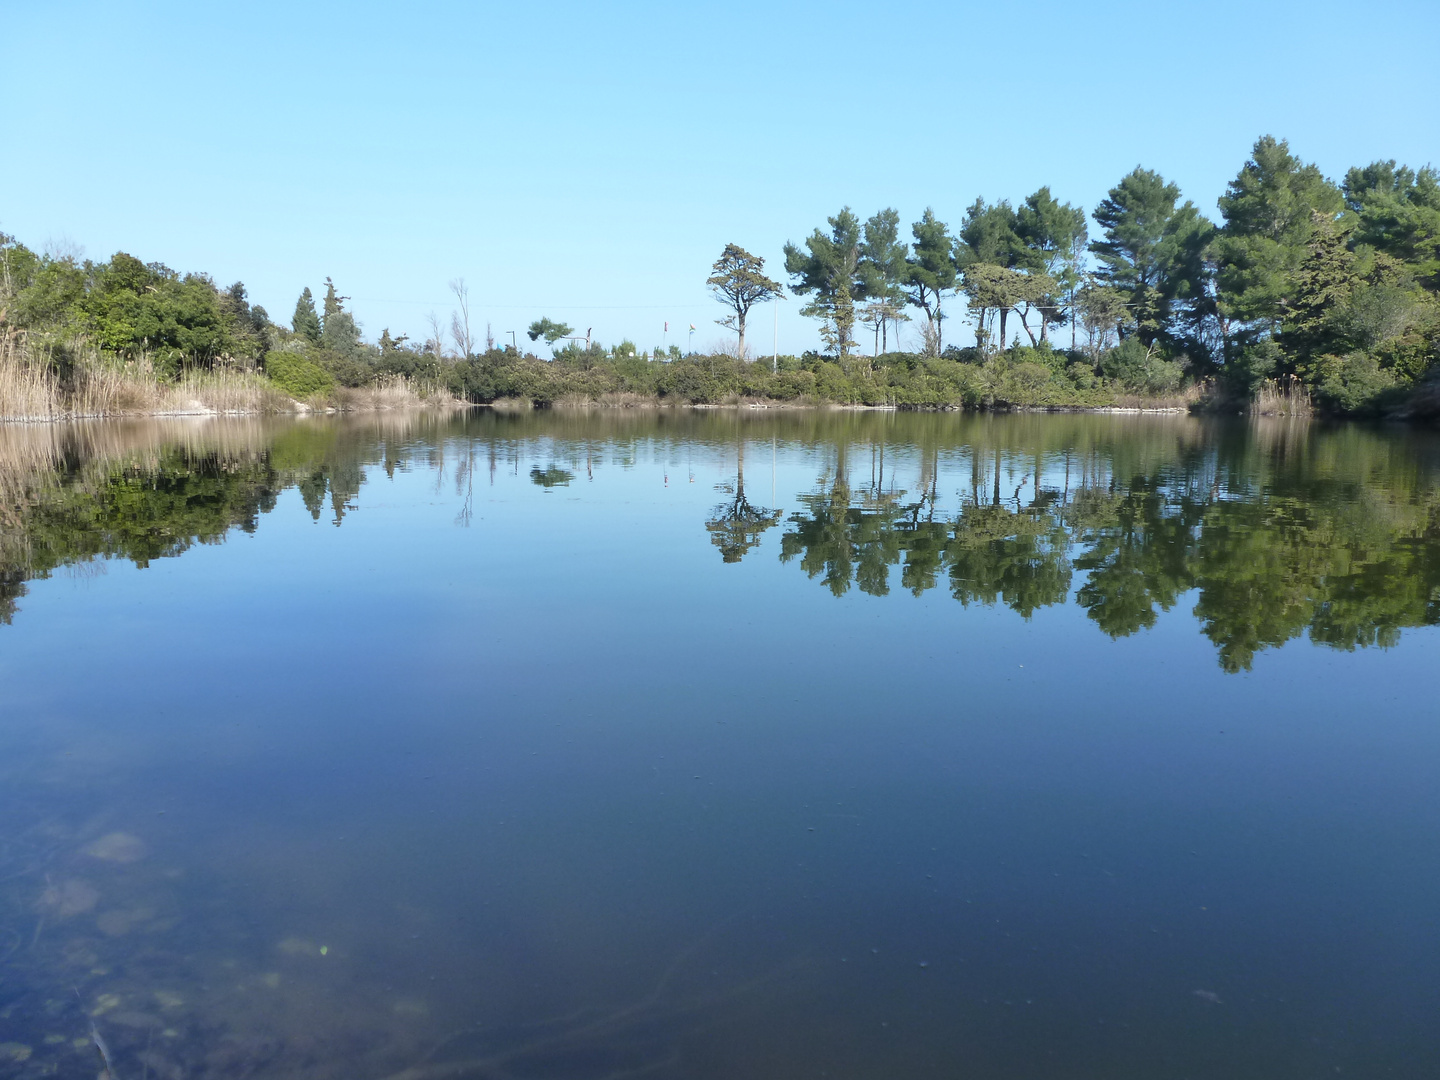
[0,337,58,421]
[0,338,462,423]
[1254,375,1314,417]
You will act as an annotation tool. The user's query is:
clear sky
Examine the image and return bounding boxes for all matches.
[3,0,1436,355]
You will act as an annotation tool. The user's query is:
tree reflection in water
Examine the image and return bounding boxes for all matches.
[2,411,1438,671]
[760,422,1440,671]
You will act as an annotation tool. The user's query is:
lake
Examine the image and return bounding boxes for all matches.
[1,409,1437,1079]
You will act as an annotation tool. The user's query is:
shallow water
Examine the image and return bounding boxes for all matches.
[1,409,1438,1079]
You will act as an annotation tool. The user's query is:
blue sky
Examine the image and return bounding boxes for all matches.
[3,0,1436,355]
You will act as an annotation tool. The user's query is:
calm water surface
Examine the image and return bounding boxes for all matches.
[1,410,1437,1079]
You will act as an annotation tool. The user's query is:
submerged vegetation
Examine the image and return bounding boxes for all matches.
[4,136,1436,421]
[3,411,1438,673]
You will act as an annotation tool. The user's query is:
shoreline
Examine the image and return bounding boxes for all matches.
[1,399,1212,425]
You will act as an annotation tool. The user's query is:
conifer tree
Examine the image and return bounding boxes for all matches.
[1213,136,1343,343]
[784,208,864,358]
[902,209,957,355]
[292,287,321,344]
[706,243,782,357]
[1280,214,1359,377]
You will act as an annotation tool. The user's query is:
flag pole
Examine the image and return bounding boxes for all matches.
[773,299,779,373]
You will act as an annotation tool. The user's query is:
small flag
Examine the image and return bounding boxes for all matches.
[688,323,696,331]
[664,321,668,333]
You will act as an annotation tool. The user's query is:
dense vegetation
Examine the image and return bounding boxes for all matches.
[2,134,1436,417]
[3,412,1438,672]
[760,136,1440,416]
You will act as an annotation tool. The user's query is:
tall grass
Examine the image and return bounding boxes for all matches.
[0,337,58,420]
[1254,375,1314,417]
[0,338,457,423]
[332,374,460,411]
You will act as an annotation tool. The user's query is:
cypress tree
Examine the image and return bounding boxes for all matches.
[292,287,321,344]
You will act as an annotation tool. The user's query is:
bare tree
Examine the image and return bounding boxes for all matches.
[427,311,448,358]
[449,278,474,358]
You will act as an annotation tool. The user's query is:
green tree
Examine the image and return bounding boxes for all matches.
[1015,187,1087,344]
[903,208,958,355]
[319,277,363,356]
[1278,213,1359,375]
[79,253,232,367]
[526,317,574,355]
[961,264,1033,352]
[784,208,863,358]
[292,287,321,344]
[1075,278,1130,358]
[707,243,783,357]
[1342,161,1440,291]
[1091,167,1213,351]
[1213,136,1344,348]
[957,200,1023,350]
[857,208,909,351]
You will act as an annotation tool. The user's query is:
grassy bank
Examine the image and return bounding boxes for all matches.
[0,335,458,422]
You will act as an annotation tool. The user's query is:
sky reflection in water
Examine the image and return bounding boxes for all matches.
[0,410,1437,1080]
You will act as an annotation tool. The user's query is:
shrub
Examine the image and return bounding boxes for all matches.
[1314,352,1401,414]
[1066,360,1099,390]
[264,350,334,398]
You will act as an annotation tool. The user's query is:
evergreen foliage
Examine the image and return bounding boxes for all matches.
[292,287,321,344]
[706,243,782,356]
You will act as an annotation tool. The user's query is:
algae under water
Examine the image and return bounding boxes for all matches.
[1,410,1438,1079]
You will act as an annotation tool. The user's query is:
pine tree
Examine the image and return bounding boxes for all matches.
[706,243,782,357]
[292,287,321,344]
[1214,136,1344,342]
[784,208,863,358]
[1280,214,1358,377]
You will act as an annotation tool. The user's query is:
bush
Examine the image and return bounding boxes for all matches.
[264,350,334,398]
[1314,352,1401,414]
[1066,360,1099,390]
[1099,339,1185,394]
[1227,340,1282,396]
[1099,338,1150,385]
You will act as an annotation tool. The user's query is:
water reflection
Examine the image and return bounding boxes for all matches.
[3,410,1440,1080]
[3,411,1439,674]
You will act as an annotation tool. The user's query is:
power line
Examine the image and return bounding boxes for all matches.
[350,298,701,310]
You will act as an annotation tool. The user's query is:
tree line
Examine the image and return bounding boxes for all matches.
[705,135,1439,412]
[3,133,1435,415]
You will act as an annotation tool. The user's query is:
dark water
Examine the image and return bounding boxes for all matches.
[1,409,1437,1080]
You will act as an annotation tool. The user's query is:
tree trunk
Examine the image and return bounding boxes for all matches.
[1019,305,1038,346]
[999,307,1009,351]
[737,306,746,357]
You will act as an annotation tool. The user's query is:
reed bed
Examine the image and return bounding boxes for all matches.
[0,338,460,423]
[1254,375,1314,417]
[0,337,59,421]
[333,374,460,412]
